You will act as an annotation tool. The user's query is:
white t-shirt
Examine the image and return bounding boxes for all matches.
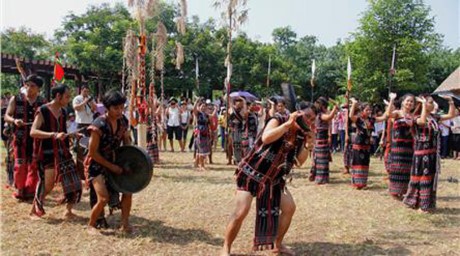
[440,120,451,136]
[73,95,93,124]
[67,120,78,133]
[167,107,180,126]
[374,121,385,135]
[180,110,190,124]
[451,115,460,134]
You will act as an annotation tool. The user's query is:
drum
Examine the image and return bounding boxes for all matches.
[76,136,89,180]
[106,145,153,194]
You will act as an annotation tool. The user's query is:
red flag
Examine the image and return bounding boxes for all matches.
[53,52,65,86]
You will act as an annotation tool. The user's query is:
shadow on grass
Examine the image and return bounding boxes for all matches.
[289,241,411,256]
[156,173,231,185]
[437,196,460,202]
[124,216,223,246]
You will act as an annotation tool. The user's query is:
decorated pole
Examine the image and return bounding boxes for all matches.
[389,45,396,95]
[266,54,271,87]
[137,34,148,148]
[127,0,158,148]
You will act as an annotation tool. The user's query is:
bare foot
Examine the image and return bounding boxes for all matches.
[63,211,77,220]
[120,225,138,235]
[220,247,230,256]
[391,194,403,201]
[87,226,101,235]
[29,212,43,221]
[273,245,296,255]
[419,208,433,214]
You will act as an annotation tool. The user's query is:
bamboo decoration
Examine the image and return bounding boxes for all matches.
[175,41,184,70]
[127,0,158,148]
[176,0,187,35]
[155,22,167,101]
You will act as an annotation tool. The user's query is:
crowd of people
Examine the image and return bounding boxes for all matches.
[2,74,460,256]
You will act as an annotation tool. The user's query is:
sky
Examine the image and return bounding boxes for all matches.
[1,0,459,49]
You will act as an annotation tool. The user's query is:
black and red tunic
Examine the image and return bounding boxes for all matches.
[235,113,306,250]
[32,105,81,216]
[12,93,46,160]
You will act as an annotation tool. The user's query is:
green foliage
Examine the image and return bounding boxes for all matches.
[1,27,51,60]
[2,0,458,103]
[347,0,442,101]
[55,3,134,83]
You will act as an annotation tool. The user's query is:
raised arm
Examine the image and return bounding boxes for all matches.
[376,93,396,122]
[415,97,427,126]
[440,95,457,121]
[261,111,300,145]
[349,98,359,123]
[320,100,339,122]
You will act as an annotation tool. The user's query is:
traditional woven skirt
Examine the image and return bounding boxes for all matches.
[236,163,284,251]
[311,130,330,184]
[403,148,437,211]
[196,133,211,156]
[351,144,371,188]
[343,143,353,168]
[388,139,413,196]
[232,130,244,163]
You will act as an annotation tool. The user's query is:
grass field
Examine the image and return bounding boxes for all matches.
[1,146,459,256]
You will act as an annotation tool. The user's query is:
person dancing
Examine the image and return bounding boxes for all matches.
[221,101,317,256]
[309,97,338,184]
[4,75,46,200]
[30,84,82,218]
[403,95,456,213]
[86,90,134,233]
[387,94,416,200]
[348,93,394,189]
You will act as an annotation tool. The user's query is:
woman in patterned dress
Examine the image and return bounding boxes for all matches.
[403,95,456,213]
[309,97,338,184]
[348,94,395,189]
[387,94,417,200]
[193,99,216,171]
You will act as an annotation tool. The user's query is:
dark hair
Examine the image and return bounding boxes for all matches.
[298,101,318,115]
[358,102,371,113]
[276,98,286,106]
[25,74,44,87]
[51,84,68,99]
[102,89,127,109]
[315,96,328,109]
[397,93,414,109]
[81,85,90,90]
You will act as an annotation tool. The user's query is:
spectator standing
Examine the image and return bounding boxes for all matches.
[72,85,96,135]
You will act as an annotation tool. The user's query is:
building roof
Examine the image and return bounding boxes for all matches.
[434,66,460,95]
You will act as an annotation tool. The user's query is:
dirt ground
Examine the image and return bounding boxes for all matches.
[1,147,459,256]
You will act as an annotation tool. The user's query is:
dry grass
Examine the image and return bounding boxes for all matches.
[1,146,459,256]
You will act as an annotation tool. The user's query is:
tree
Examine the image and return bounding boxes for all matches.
[347,0,441,101]
[54,3,134,93]
[1,27,51,60]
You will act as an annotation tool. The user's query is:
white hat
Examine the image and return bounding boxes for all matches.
[206,99,211,104]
